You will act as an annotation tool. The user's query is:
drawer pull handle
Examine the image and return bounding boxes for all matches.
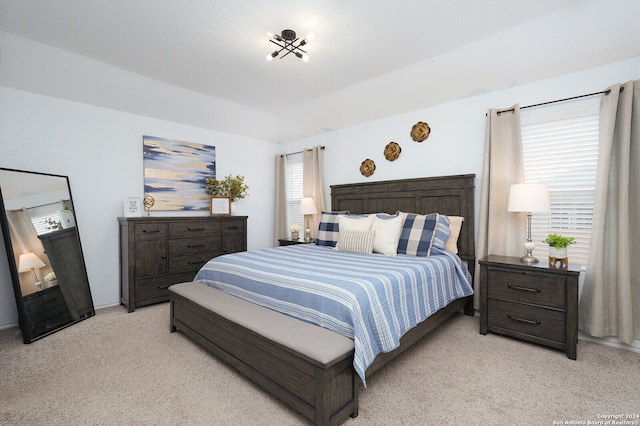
[142,229,160,233]
[188,244,205,248]
[508,284,540,293]
[507,314,541,325]
[187,227,205,231]
[227,226,239,230]
[157,285,171,289]
[187,260,205,265]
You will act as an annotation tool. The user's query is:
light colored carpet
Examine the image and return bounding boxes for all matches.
[1,303,638,425]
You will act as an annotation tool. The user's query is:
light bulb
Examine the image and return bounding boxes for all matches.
[266,51,278,61]
[301,54,309,62]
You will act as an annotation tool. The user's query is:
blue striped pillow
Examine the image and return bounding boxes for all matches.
[397,212,450,256]
[315,211,349,247]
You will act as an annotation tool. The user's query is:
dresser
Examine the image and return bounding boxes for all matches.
[22,285,73,337]
[479,255,581,359]
[119,216,247,312]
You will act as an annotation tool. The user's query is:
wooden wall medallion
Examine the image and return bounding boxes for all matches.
[384,142,401,161]
[359,159,376,177]
[411,121,431,142]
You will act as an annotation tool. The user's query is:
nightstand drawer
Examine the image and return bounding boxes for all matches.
[488,299,565,343]
[487,268,565,309]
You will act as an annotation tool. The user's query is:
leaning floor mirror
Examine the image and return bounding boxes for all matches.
[0,168,94,343]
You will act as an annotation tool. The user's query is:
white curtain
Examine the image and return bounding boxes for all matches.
[579,80,640,344]
[6,208,53,295]
[302,146,326,237]
[475,105,526,309]
[274,154,288,245]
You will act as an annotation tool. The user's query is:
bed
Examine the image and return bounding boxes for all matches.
[169,174,476,425]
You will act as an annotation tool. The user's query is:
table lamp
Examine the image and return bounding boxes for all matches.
[18,252,46,290]
[298,197,318,242]
[507,183,550,263]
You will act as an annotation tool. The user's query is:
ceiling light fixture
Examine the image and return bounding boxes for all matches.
[266,29,314,62]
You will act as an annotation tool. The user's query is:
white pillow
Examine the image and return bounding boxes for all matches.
[337,214,374,232]
[445,216,464,254]
[371,214,404,256]
[335,229,374,254]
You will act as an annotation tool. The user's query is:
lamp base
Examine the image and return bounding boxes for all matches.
[520,252,539,263]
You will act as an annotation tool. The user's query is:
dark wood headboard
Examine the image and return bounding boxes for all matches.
[330,174,476,267]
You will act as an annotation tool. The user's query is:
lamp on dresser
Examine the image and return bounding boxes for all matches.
[298,197,318,242]
[18,252,46,291]
[507,183,550,263]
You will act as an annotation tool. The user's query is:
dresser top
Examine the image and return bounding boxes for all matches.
[118,215,247,222]
[479,255,582,275]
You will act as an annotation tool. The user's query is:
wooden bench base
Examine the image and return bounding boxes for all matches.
[169,282,358,426]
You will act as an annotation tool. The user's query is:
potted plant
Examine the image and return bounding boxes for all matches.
[290,224,301,241]
[205,174,249,202]
[543,233,576,264]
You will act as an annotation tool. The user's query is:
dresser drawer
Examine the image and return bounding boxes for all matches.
[134,222,168,240]
[168,237,221,256]
[134,272,197,303]
[169,253,212,273]
[487,268,565,309]
[169,221,221,239]
[488,299,565,343]
[222,219,245,235]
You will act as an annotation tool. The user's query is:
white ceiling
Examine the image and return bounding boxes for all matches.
[1,0,639,142]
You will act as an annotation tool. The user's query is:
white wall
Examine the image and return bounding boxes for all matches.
[0,31,278,143]
[0,87,278,327]
[281,55,640,221]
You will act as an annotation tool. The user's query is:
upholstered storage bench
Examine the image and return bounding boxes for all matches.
[169,282,358,426]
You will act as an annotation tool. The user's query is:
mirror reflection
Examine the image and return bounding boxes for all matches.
[0,168,94,343]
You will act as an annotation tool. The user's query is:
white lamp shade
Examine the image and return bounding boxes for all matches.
[298,197,318,215]
[18,252,46,272]
[508,183,550,213]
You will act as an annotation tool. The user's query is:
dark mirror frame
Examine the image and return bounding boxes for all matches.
[0,167,94,343]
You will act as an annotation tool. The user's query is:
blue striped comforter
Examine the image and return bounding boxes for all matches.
[194,244,473,386]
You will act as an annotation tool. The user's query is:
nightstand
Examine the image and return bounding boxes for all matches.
[278,239,312,246]
[479,255,581,359]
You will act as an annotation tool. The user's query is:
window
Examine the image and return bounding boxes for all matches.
[285,152,304,231]
[521,102,599,266]
[28,204,64,235]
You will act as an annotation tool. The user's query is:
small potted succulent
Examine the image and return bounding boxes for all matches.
[543,233,576,263]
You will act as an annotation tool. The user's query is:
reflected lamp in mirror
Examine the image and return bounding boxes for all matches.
[18,252,46,291]
[298,197,318,242]
[508,183,550,263]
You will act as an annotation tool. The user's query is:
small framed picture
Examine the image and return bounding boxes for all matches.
[210,196,231,216]
[124,197,143,217]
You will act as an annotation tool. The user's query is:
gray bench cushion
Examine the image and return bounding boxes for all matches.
[170,282,354,365]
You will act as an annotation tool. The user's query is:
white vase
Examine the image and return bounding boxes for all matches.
[549,247,567,259]
[291,231,299,241]
[549,246,568,267]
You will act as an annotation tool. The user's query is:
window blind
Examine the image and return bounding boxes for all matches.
[285,152,304,231]
[521,104,599,266]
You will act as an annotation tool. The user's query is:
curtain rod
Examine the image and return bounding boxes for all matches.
[282,145,325,157]
[492,86,624,116]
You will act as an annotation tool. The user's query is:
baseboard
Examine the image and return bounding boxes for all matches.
[578,332,640,354]
[0,322,19,331]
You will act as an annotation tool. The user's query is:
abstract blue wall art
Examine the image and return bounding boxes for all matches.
[143,135,216,211]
